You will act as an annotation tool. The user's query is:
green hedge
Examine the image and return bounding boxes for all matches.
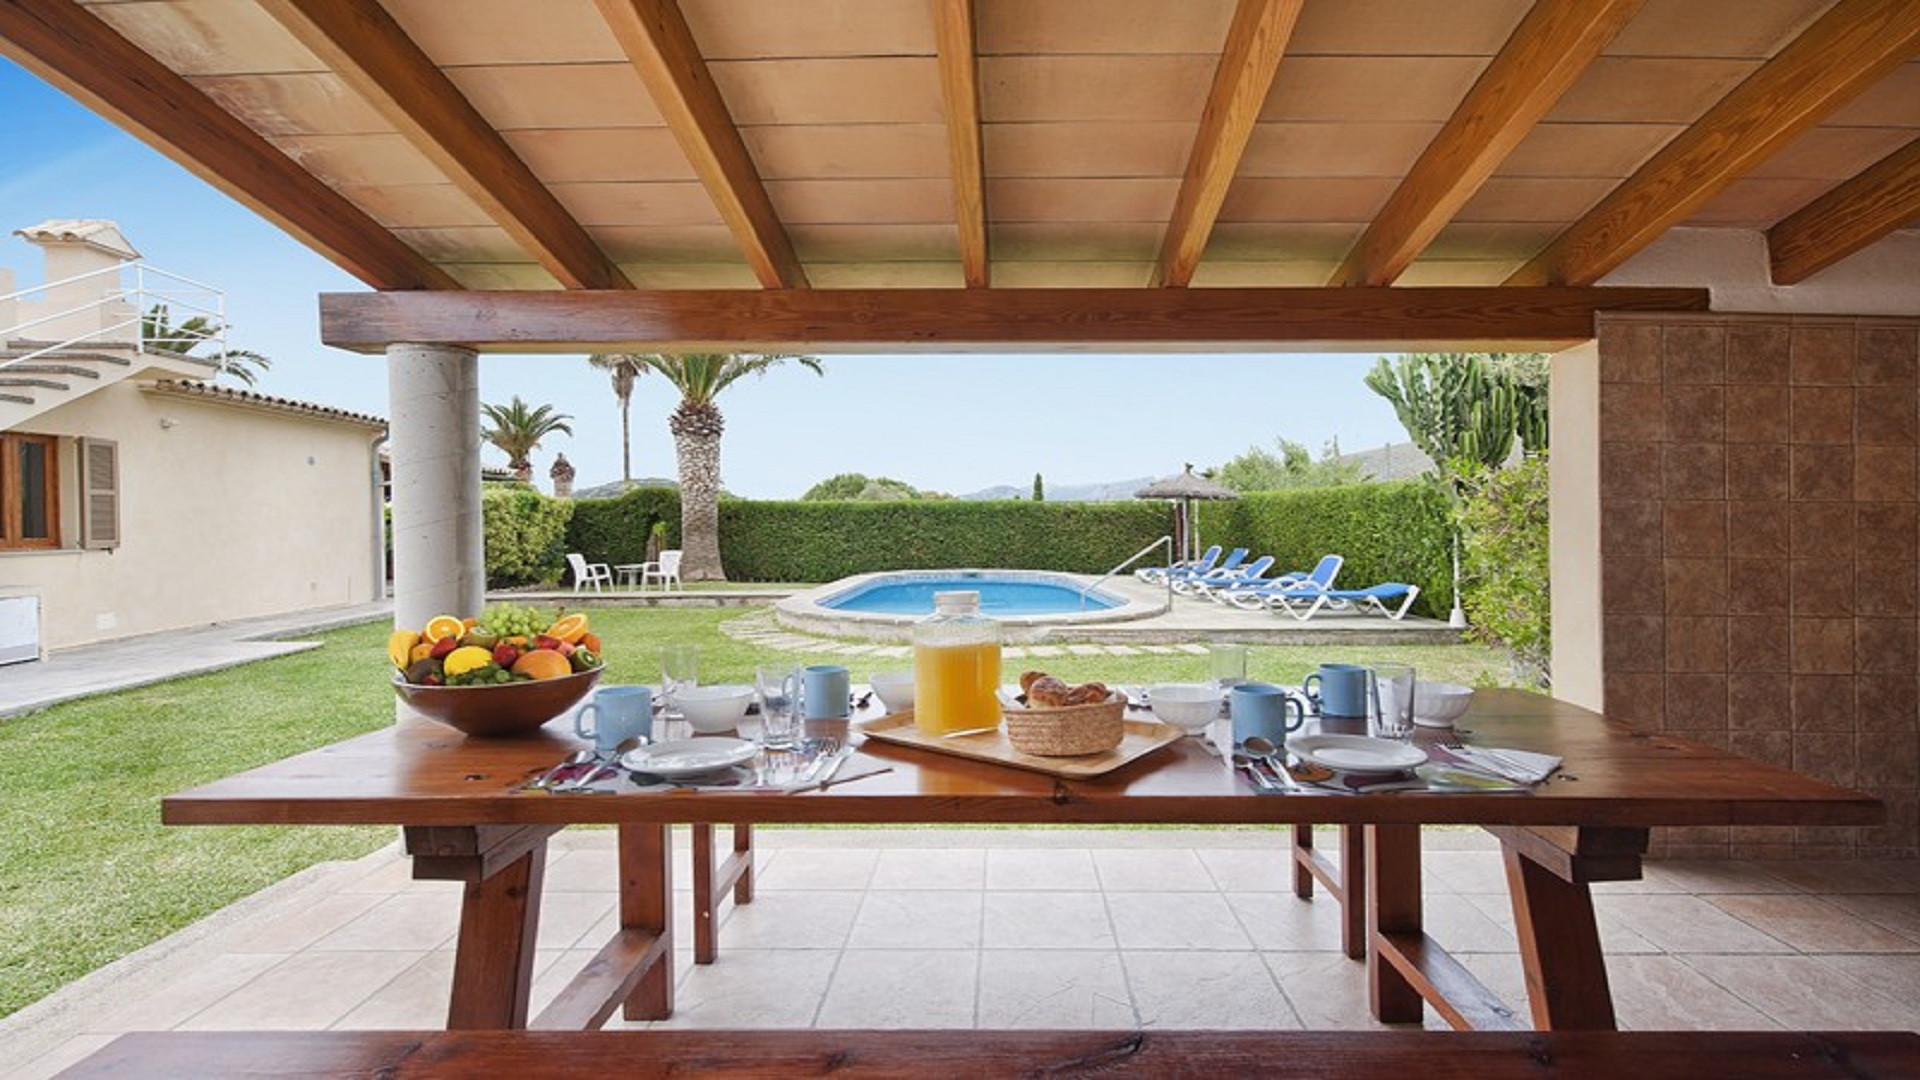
[564,486,681,572]
[1197,481,1453,617]
[717,500,1170,581]
[483,484,574,587]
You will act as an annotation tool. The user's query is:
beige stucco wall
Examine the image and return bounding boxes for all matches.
[0,382,383,648]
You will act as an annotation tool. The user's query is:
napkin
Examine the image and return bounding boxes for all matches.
[1432,744,1560,784]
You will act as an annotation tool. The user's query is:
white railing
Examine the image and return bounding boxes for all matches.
[0,261,228,371]
[1079,534,1174,609]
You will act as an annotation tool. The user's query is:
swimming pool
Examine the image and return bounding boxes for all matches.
[776,569,1166,642]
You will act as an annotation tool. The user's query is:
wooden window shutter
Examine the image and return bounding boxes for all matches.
[80,437,119,550]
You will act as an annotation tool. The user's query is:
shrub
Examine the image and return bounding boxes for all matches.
[1197,481,1453,616]
[565,485,681,569]
[483,485,573,586]
[1456,456,1551,686]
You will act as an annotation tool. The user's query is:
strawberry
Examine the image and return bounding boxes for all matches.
[492,642,521,669]
[429,635,461,659]
[532,634,564,652]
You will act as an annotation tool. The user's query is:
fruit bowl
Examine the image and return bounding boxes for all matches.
[393,666,602,737]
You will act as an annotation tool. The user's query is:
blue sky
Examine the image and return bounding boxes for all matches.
[0,58,1412,498]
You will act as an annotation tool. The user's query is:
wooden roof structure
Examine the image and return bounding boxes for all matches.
[5,0,1916,352]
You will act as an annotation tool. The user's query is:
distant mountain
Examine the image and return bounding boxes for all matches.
[572,477,678,500]
[1330,442,1434,482]
[961,476,1158,502]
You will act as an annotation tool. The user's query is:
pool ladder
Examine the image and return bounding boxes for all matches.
[1078,535,1174,610]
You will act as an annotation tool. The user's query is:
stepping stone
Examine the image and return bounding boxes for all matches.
[1067,645,1106,655]
[1105,645,1142,655]
[834,644,877,655]
[1002,647,1028,659]
[874,646,912,658]
[1139,645,1179,654]
[1027,645,1065,657]
[1177,644,1209,655]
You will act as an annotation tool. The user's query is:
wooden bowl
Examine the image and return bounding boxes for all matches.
[391,666,602,737]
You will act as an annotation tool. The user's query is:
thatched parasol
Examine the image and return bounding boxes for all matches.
[1136,464,1239,566]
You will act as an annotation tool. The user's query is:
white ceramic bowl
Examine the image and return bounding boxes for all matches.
[1148,683,1224,734]
[674,684,755,733]
[1413,681,1475,727]
[869,670,915,713]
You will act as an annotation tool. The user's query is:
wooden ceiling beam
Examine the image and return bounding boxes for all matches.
[1331,0,1642,287]
[933,0,989,288]
[0,0,454,291]
[1768,138,1920,285]
[1153,0,1304,288]
[594,0,808,289]
[1507,0,1920,286]
[257,0,630,290]
[319,285,1708,354]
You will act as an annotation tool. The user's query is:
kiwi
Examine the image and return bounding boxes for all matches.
[405,657,445,685]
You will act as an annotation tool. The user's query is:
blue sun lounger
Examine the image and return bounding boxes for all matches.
[1270,582,1422,621]
[1163,547,1249,589]
[1136,544,1222,585]
[1179,554,1277,597]
[1220,554,1344,609]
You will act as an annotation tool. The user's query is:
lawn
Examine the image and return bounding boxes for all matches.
[0,605,1516,1017]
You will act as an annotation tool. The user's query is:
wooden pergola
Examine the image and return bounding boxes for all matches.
[4,0,1917,621]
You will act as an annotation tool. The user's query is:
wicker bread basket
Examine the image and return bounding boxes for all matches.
[1003,693,1126,756]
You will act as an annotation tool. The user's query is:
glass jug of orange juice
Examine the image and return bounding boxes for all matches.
[913,590,1003,735]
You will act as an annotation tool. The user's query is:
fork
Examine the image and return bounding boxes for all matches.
[799,736,840,783]
[1437,737,1534,780]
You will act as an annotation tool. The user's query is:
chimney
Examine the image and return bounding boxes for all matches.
[549,453,575,499]
[13,220,141,345]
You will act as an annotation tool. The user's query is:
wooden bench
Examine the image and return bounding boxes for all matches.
[58,1029,1920,1078]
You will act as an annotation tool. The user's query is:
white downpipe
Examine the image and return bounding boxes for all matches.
[387,344,484,633]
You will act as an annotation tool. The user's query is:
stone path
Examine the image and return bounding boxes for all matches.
[719,610,1215,660]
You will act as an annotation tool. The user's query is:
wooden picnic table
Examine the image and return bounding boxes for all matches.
[163,689,1880,1034]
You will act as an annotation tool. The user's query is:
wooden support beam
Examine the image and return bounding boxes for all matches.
[319,285,1709,353]
[1507,0,1920,286]
[594,0,808,289]
[0,0,455,291]
[1153,0,1303,288]
[1331,0,1642,287]
[257,0,631,291]
[1768,137,1920,285]
[933,0,989,288]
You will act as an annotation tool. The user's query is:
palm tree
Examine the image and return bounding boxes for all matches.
[623,353,824,581]
[481,396,573,483]
[587,353,646,484]
[142,304,271,386]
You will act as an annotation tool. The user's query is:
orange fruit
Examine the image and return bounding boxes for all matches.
[424,614,466,642]
[387,629,421,670]
[580,632,603,653]
[462,617,479,630]
[547,613,589,644]
[511,648,572,680]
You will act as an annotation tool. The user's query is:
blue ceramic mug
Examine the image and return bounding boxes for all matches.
[802,664,852,720]
[1302,663,1370,718]
[1230,683,1307,746]
[575,685,655,752]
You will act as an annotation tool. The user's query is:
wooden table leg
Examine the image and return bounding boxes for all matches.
[622,823,673,1021]
[733,824,754,904]
[1338,825,1366,960]
[1366,824,1424,1024]
[405,825,559,1031]
[1291,824,1315,898]
[692,822,758,965]
[1503,839,1619,1031]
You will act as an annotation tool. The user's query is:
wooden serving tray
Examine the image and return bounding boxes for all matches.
[856,710,1184,779]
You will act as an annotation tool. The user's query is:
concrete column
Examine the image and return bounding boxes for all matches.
[1549,339,1603,711]
[387,343,484,631]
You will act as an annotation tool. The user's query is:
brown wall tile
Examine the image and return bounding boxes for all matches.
[1663,444,1726,499]
[1727,501,1789,558]
[1725,385,1789,443]
[1600,442,1662,500]
[1856,728,1918,790]
[1599,320,1663,383]
[1792,675,1856,731]
[1602,556,1665,614]
[1666,674,1728,728]
[1855,559,1919,617]
[1857,674,1917,732]
[1855,445,1917,502]
[1604,672,1666,726]
[1603,615,1667,673]
[1856,327,1918,386]
[1602,499,1662,556]
[1665,324,1727,384]
[1787,502,1853,559]
[1791,326,1855,385]
[1665,386,1724,442]
[1726,324,1790,383]
[1729,672,1791,730]
[1727,557,1789,614]
[1726,443,1789,499]
[1791,387,1854,443]
[1729,730,1793,766]
[1790,560,1853,616]
[1728,616,1789,673]
[1794,731,1857,786]
[1663,501,1727,556]
[1791,445,1853,501]
[1792,617,1855,673]
[1854,390,1916,446]
[1855,617,1918,674]
[1667,616,1728,672]
[1601,383,1665,442]
[1856,503,1918,559]
[1665,558,1728,614]
[1859,794,1917,854]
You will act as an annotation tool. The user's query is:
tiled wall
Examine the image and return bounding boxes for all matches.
[1597,312,1920,859]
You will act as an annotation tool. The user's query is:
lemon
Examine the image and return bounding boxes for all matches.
[443,645,495,678]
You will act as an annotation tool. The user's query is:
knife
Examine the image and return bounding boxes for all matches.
[814,747,857,787]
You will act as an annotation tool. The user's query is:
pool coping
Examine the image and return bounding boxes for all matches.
[775,569,1172,643]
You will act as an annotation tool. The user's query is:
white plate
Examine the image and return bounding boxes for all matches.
[1289,734,1427,774]
[621,737,757,779]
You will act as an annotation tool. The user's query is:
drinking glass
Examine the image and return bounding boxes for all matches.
[1208,643,1248,690]
[1367,663,1417,741]
[755,665,802,751]
[661,644,701,718]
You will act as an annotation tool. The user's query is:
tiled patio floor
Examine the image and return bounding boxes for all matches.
[7,828,1917,1077]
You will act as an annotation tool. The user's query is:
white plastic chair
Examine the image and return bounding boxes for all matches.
[567,552,612,592]
[640,550,683,591]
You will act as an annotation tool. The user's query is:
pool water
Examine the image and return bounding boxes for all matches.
[821,574,1119,616]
